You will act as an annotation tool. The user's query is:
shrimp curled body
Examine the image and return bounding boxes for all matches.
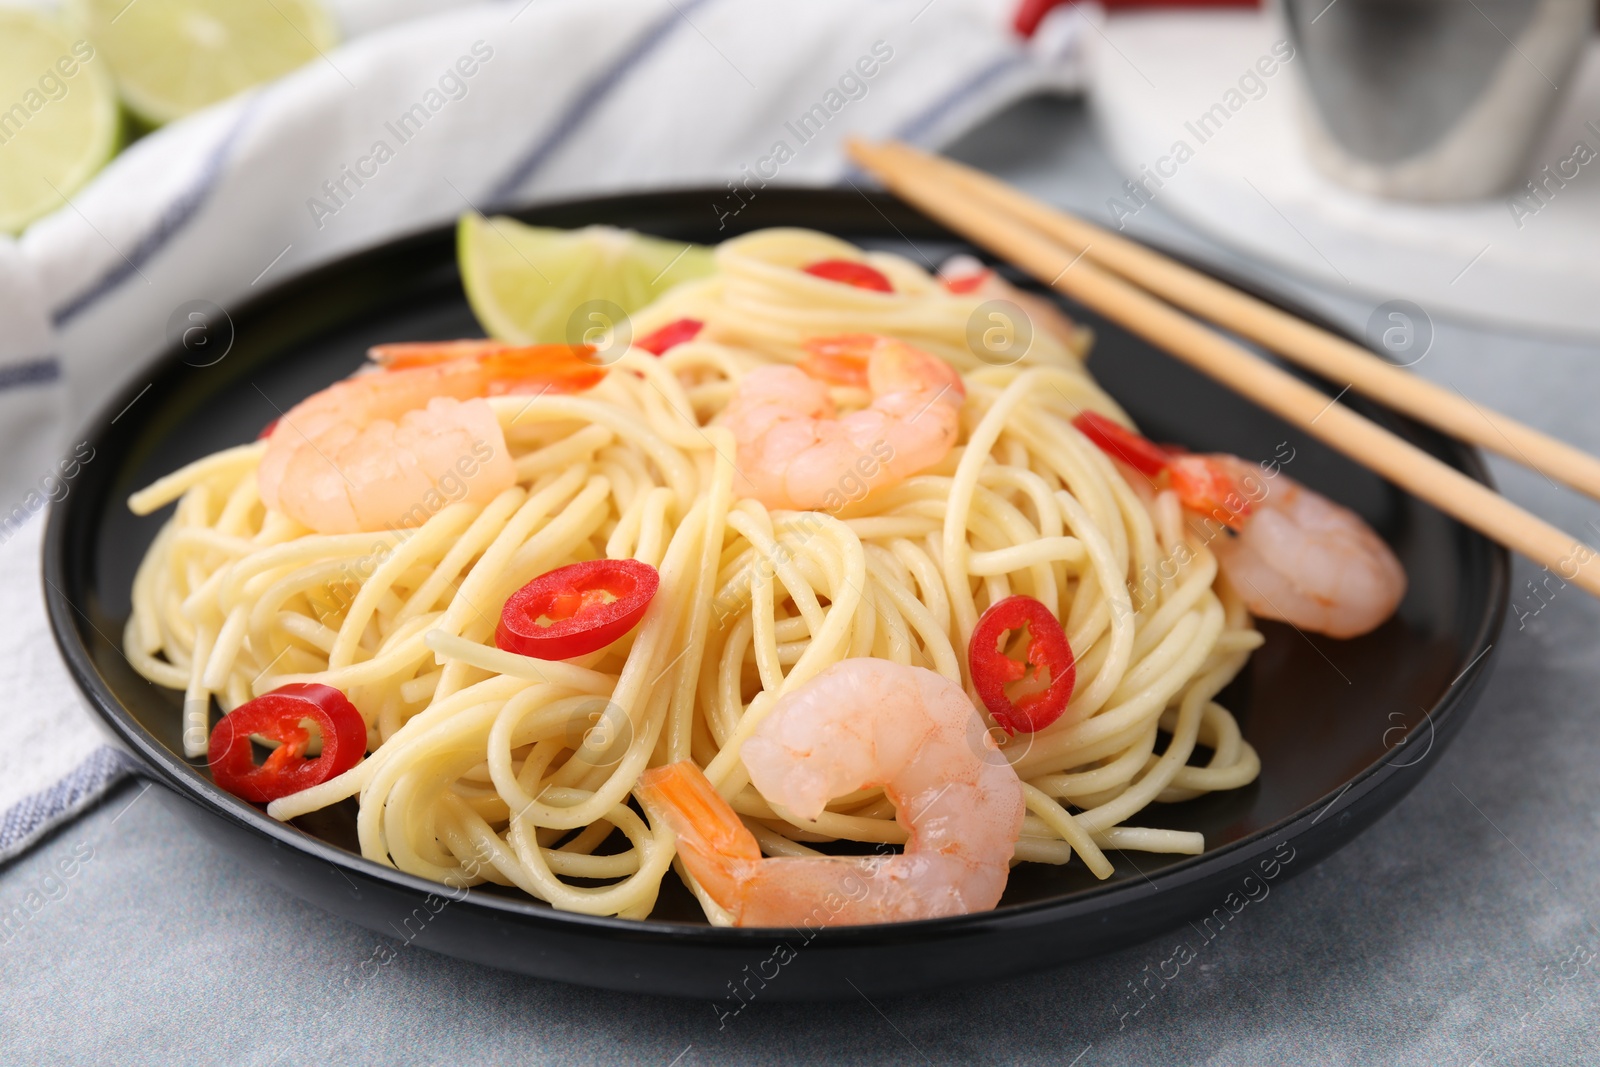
[258,343,599,534]
[721,336,965,511]
[636,659,1025,927]
[1208,456,1406,639]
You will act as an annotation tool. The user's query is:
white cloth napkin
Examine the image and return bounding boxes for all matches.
[0,0,1085,861]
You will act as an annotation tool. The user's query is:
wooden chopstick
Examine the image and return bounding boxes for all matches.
[847,138,1600,599]
[868,139,1600,504]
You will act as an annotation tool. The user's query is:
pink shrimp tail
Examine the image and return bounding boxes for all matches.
[636,761,993,927]
[636,762,760,909]
[637,662,1025,928]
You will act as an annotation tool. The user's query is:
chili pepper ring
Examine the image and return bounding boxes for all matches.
[496,558,661,660]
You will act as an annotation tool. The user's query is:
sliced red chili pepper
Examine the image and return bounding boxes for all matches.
[207,683,367,804]
[1069,412,1253,526]
[942,269,992,295]
[497,558,660,660]
[1072,411,1171,478]
[968,596,1077,735]
[636,318,704,356]
[802,259,894,293]
[1168,455,1253,530]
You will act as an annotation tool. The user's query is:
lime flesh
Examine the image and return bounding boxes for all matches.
[0,11,120,234]
[458,213,717,346]
[73,0,337,126]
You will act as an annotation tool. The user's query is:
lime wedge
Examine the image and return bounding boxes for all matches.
[0,11,119,235]
[458,213,717,346]
[72,0,337,126]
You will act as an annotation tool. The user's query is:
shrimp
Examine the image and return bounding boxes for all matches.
[258,343,603,534]
[1195,454,1406,639]
[720,334,966,511]
[635,659,1025,926]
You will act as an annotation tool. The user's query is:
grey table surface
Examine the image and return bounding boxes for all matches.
[5,97,1600,1067]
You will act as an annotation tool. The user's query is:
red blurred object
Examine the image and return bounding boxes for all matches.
[1070,411,1171,478]
[801,259,894,293]
[1015,0,1257,38]
[635,317,703,355]
[941,269,992,295]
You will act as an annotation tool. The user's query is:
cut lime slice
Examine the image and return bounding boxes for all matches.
[459,213,717,346]
[72,0,337,126]
[0,11,120,235]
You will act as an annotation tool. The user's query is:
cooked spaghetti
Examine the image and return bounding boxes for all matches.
[123,227,1276,923]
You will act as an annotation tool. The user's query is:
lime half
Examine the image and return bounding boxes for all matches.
[0,11,119,235]
[459,213,717,345]
[73,0,337,126]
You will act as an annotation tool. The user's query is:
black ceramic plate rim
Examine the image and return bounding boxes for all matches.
[44,186,1508,948]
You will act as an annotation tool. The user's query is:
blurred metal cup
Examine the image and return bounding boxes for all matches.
[1278,0,1594,201]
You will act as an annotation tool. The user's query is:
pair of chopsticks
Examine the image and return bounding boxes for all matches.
[847,139,1600,599]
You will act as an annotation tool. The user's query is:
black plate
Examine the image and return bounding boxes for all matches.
[44,188,1506,1000]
